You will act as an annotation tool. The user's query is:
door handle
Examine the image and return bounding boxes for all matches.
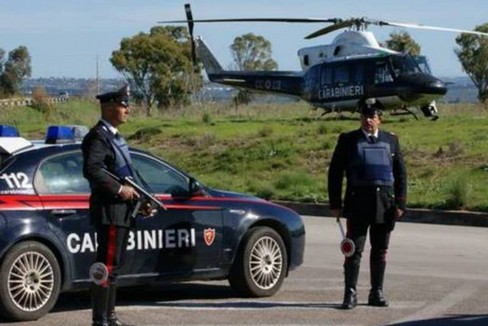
[51,209,77,216]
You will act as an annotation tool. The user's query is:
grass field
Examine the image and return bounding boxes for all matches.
[4,99,488,211]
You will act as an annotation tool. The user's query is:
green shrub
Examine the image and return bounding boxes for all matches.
[202,112,213,125]
[255,186,276,200]
[128,127,161,141]
[317,124,328,135]
[257,126,273,137]
[444,178,471,210]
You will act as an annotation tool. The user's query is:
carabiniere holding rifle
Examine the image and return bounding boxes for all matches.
[82,85,161,326]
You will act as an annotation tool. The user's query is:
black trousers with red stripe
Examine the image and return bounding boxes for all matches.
[96,224,130,286]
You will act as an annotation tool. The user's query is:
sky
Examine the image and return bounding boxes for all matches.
[1,0,487,79]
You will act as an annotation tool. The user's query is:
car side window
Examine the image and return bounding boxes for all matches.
[35,151,90,194]
[131,154,188,194]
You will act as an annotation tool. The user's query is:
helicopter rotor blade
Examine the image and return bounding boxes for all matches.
[159,17,342,24]
[377,21,488,37]
[304,19,358,39]
[160,5,488,40]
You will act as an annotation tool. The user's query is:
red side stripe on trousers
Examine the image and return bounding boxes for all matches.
[102,225,117,287]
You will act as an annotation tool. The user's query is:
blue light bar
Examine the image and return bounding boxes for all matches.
[0,125,20,137]
[45,125,89,144]
[45,126,74,144]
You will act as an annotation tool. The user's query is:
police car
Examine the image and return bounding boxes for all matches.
[0,125,305,321]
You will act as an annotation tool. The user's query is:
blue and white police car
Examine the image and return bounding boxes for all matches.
[0,125,305,321]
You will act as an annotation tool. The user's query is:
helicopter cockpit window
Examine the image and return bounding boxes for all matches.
[375,62,393,84]
[390,55,422,77]
[413,55,431,74]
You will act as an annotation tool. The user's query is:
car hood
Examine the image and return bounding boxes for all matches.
[205,188,265,201]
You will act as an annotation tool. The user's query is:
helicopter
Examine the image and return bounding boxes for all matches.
[161,4,488,120]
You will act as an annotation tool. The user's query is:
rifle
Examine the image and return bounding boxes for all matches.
[102,168,167,217]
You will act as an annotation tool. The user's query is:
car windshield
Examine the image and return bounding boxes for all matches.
[0,154,14,173]
[390,54,422,77]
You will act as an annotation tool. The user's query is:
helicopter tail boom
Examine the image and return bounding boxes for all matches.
[195,37,223,74]
[196,37,304,97]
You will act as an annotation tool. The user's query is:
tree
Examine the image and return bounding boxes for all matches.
[0,46,31,97]
[230,33,278,71]
[384,31,421,55]
[455,23,488,103]
[0,48,4,74]
[229,33,278,106]
[110,26,200,115]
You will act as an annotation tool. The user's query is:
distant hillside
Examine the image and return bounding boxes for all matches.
[21,76,480,104]
[21,77,126,97]
[439,76,478,103]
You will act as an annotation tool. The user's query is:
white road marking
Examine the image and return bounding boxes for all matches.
[391,283,479,323]
[123,300,333,311]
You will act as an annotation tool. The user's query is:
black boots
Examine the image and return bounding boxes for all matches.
[368,289,388,307]
[368,261,389,307]
[341,288,357,310]
[92,285,110,326]
[92,285,133,326]
[340,264,359,309]
[341,261,389,309]
[108,285,134,326]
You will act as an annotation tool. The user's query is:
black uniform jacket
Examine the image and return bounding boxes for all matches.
[328,128,407,223]
[82,121,133,227]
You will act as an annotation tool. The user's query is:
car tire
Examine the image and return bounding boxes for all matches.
[229,226,288,297]
[0,241,61,321]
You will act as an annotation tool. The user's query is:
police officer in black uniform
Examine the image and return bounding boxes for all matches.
[328,103,407,310]
[82,85,137,326]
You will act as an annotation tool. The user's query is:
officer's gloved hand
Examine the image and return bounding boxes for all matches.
[139,200,158,218]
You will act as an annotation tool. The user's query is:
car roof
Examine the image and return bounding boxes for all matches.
[0,137,82,156]
[0,124,90,156]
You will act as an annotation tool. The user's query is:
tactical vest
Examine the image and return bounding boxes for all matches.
[109,133,135,179]
[347,137,394,187]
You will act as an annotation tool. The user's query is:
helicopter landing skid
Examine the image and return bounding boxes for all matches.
[390,106,420,120]
[317,107,347,119]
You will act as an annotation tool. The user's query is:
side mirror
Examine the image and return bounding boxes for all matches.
[189,177,204,196]
[170,185,190,200]
[170,178,205,200]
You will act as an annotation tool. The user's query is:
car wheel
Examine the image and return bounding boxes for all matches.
[0,241,61,321]
[229,226,288,297]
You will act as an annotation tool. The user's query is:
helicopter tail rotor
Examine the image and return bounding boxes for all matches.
[184,3,198,71]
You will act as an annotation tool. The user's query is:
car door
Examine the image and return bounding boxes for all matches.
[35,150,95,282]
[129,152,224,277]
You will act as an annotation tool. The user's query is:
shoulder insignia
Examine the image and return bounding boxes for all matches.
[388,131,398,139]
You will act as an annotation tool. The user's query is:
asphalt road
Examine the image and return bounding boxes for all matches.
[1,216,487,326]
